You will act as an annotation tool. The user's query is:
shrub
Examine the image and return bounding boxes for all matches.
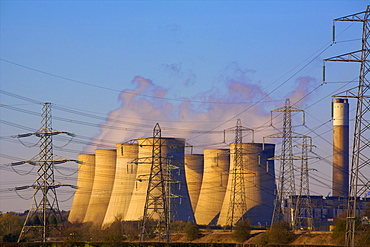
[267,221,295,244]
[121,221,140,241]
[184,222,202,241]
[232,220,251,242]
[0,213,22,242]
[171,221,188,233]
[2,233,18,242]
[332,218,346,245]
[252,232,269,246]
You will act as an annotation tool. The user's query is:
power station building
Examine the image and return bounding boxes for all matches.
[67,99,369,230]
[218,143,276,226]
[69,140,277,228]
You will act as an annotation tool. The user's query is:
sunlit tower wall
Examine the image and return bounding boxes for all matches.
[68,154,96,223]
[184,154,204,212]
[218,143,276,226]
[332,98,349,197]
[125,138,194,222]
[103,143,139,227]
[195,149,230,225]
[83,149,117,227]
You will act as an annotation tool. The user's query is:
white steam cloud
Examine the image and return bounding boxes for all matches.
[85,73,316,154]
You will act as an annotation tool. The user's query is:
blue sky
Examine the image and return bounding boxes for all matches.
[0,1,367,212]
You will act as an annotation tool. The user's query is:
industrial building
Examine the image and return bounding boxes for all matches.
[287,196,370,231]
[69,140,277,228]
[68,99,368,229]
[218,143,276,226]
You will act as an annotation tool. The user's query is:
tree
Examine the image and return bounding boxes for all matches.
[121,221,140,241]
[267,221,295,244]
[2,233,18,242]
[49,214,57,225]
[0,213,22,241]
[232,220,251,242]
[103,217,125,245]
[171,221,188,233]
[332,218,346,245]
[184,222,202,241]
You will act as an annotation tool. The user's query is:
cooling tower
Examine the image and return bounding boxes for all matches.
[83,149,116,227]
[103,143,139,227]
[332,98,349,197]
[184,154,204,212]
[125,137,194,222]
[218,143,276,226]
[195,149,230,225]
[68,154,95,223]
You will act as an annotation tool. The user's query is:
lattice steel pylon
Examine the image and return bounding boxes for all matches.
[324,6,370,247]
[140,123,171,242]
[16,103,77,242]
[264,98,310,228]
[224,119,254,228]
[293,137,314,230]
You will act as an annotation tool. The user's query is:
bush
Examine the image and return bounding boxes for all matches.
[0,213,22,241]
[232,220,251,242]
[253,232,269,246]
[332,218,346,245]
[267,221,295,244]
[121,221,140,241]
[184,222,202,241]
[171,221,188,233]
[63,221,92,243]
[2,233,18,242]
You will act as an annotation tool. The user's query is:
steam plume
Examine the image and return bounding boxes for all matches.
[85,73,316,153]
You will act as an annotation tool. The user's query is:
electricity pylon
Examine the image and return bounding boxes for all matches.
[293,137,314,230]
[15,103,78,242]
[140,123,171,242]
[224,119,254,228]
[264,98,311,228]
[324,6,370,247]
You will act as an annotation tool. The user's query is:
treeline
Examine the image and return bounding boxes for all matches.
[1,211,369,246]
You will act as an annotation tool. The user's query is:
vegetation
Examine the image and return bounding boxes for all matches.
[3,210,368,245]
[232,220,251,242]
[332,204,370,247]
[171,220,188,233]
[254,221,295,245]
[184,221,202,241]
[0,213,23,242]
[331,218,346,245]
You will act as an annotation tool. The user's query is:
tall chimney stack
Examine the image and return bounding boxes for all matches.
[332,98,349,197]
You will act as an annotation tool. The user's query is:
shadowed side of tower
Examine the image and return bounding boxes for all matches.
[185,154,204,213]
[218,143,276,226]
[103,143,138,227]
[195,149,230,225]
[68,154,96,223]
[83,149,117,227]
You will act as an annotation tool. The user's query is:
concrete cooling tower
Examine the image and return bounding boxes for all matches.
[195,149,230,225]
[184,154,204,212]
[83,149,117,227]
[68,154,96,223]
[218,143,276,226]
[332,98,349,197]
[103,143,139,227]
[125,137,194,222]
